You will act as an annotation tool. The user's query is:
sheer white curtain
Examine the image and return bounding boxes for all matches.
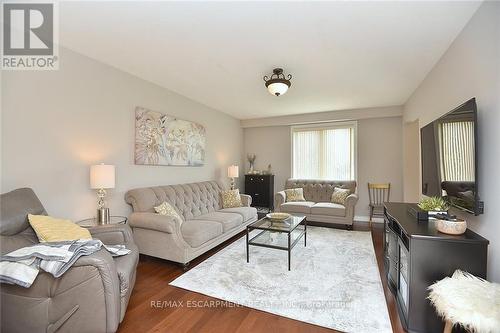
[439,121,475,181]
[292,125,355,180]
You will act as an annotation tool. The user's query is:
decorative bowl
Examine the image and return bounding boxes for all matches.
[435,219,467,235]
[266,212,291,221]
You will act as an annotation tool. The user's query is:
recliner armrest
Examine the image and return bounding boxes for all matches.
[1,250,122,333]
[240,194,252,207]
[89,224,134,245]
[72,249,121,332]
[128,212,182,234]
[274,191,286,212]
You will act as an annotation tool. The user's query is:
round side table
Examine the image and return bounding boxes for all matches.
[77,216,127,228]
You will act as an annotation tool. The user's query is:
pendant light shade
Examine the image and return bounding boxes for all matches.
[263,68,292,96]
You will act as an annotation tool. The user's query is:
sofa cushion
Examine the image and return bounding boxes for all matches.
[284,188,306,202]
[219,207,257,222]
[194,212,243,232]
[154,201,183,222]
[28,214,91,242]
[311,202,346,217]
[331,187,350,205]
[221,189,243,208]
[280,201,315,214]
[181,220,223,247]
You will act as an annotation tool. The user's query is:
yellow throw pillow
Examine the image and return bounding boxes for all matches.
[28,214,92,242]
[331,187,351,205]
[285,188,306,202]
[154,201,182,221]
[221,189,243,209]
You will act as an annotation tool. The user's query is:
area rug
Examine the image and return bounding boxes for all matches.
[170,227,392,333]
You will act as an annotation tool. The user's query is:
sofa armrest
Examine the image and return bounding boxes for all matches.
[274,191,286,212]
[344,193,359,220]
[128,212,181,234]
[89,223,134,245]
[240,194,252,207]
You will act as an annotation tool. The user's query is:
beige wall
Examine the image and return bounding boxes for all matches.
[241,106,402,128]
[357,117,403,218]
[403,1,500,281]
[1,47,244,221]
[243,126,291,196]
[244,115,403,219]
[403,120,420,202]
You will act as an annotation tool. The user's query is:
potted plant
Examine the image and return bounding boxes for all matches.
[418,196,450,216]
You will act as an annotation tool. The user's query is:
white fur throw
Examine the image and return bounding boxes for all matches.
[428,270,500,333]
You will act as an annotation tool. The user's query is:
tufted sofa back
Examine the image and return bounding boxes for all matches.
[125,181,226,220]
[285,179,357,202]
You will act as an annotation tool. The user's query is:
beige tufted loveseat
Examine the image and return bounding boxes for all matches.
[275,179,359,229]
[125,181,257,267]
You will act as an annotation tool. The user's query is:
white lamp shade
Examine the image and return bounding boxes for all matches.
[267,82,289,96]
[228,165,239,178]
[90,164,115,189]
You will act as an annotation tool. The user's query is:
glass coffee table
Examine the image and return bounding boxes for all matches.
[246,214,307,271]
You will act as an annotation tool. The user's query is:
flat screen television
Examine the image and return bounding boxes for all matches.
[421,98,482,215]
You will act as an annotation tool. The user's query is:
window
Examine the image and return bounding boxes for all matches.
[292,122,356,180]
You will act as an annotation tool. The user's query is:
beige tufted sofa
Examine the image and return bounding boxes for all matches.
[125,181,257,266]
[275,179,359,229]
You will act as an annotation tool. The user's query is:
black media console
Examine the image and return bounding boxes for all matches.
[383,202,488,333]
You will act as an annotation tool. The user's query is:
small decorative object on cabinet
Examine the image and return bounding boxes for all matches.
[245,174,274,212]
[434,215,467,235]
[266,164,273,175]
[247,154,256,174]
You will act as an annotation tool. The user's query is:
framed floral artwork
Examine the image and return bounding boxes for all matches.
[134,107,206,166]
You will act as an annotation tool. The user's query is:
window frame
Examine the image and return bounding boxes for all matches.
[290,121,358,181]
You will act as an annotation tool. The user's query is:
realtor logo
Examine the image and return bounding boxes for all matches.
[2,2,59,70]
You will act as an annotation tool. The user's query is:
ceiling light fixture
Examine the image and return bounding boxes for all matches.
[263,68,292,96]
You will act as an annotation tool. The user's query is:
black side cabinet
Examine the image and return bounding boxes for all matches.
[244,174,274,211]
[384,202,489,333]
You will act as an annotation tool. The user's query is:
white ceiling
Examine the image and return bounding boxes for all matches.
[59,1,480,120]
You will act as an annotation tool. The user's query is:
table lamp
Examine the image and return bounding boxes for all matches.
[90,163,115,223]
[228,165,239,190]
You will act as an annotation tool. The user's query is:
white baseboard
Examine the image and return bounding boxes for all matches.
[354,215,384,224]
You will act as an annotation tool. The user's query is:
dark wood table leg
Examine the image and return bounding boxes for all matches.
[288,232,291,271]
[246,227,249,263]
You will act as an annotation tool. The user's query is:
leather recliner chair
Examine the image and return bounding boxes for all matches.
[0,188,139,333]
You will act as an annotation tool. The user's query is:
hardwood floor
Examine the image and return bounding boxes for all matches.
[118,223,405,333]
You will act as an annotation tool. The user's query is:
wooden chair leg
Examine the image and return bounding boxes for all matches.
[369,207,373,228]
[443,320,453,333]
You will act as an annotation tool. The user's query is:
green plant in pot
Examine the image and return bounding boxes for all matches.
[418,196,450,213]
